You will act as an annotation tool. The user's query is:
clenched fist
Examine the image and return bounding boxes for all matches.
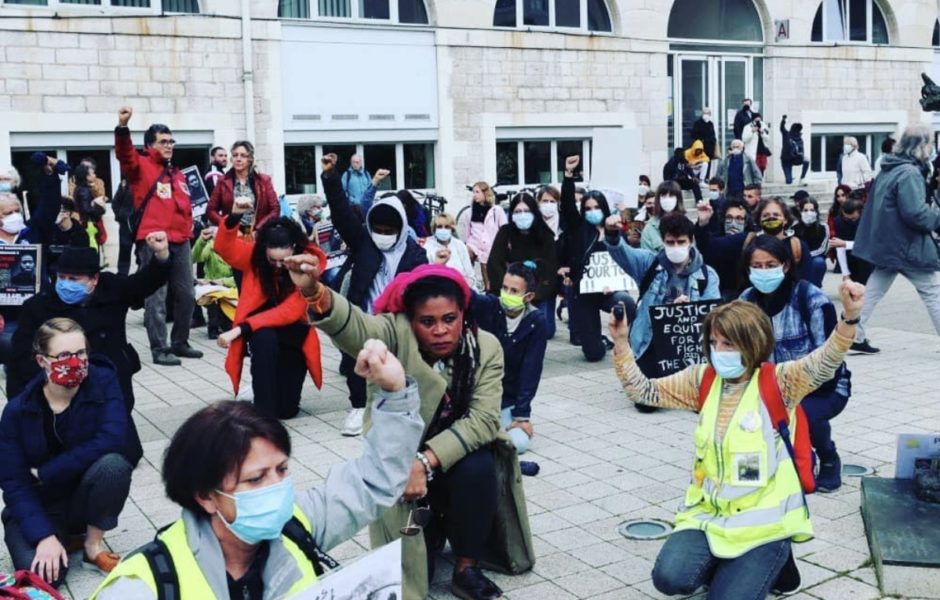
[354,339,406,393]
[118,106,133,127]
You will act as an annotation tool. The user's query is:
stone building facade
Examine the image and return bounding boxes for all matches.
[1,0,938,212]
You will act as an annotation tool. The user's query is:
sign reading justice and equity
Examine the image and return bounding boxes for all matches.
[649,300,721,376]
[579,251,638,294]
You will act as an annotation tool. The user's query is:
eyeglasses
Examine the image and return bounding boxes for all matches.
[156,139,177,147]
[44,349,88,361]
[725,217,746,224]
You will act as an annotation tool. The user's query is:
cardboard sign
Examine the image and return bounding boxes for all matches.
[0,245,41,306]
[649,300,721,376]
[896,434,940,479]
[579,251,638,294]
[183,165,209,218]
[292,539,401,599]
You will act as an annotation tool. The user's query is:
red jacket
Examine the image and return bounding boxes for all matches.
[207,170,280,229]
[114,127,193,244]
[213,220,324,394]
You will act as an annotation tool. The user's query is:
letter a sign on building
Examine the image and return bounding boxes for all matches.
[775,19,790,42]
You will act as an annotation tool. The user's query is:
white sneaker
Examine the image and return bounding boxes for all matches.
[341,408,365,436]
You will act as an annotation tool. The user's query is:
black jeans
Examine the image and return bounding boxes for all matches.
[783,160,810,184]
[340,353,368,409]
[2,453,132,588]
[117,217,133,277]
[570,291,637,362]
[248,324,308,419]
[137,242,195,352]
[425,447,498,561]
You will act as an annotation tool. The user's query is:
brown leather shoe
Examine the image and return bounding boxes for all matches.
[83,550,121,575]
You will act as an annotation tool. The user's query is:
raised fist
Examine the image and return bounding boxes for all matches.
[354,339,406,393]
[565,156,580,175]
[321,153,337,174]
[118,106,133,127]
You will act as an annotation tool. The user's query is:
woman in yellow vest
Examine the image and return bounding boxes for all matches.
[609,280,865,599]
[92,339,423,600]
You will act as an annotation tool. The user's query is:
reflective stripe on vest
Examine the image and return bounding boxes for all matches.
[91,505,318,600]
[673,367,813,559]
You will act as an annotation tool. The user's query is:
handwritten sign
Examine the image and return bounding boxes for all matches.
[649,300,720,376]
[291,539,401,600]
[579,251,638,294]
[0,245,41,306]
[183,165,209,218]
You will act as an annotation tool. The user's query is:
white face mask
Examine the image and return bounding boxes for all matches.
[801,211,818,225]
[659,195,678,213]
[730,147,743,155]
[637,185,650,196]
[702,114,712,123]
[664,244,690,265]
[843,144,854,155]
[1,212,25,235]
[539,203,558,218]
[371,232,397,251]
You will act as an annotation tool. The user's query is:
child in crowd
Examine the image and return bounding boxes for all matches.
[472,261,546,476]
[192,226,235,340]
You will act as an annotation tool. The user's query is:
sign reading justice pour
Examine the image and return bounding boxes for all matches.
[649,300,720,377]
[579,251,638,295]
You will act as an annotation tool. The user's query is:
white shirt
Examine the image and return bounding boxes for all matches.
[424,236,475,286]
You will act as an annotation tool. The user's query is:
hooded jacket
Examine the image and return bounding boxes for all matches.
[321,172,427,312]
[114,127,193,244]
[854,153,940,271]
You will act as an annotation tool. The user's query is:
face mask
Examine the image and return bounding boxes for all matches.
[725,219,746,234]
[434,228,452,243]
[708,190,720,201]
[216,477,295,545]
[0,182,12,193]
[55,279,92,305]
[371,232,397,251]
[801,211,818,225]
[760,217,785,235]
[45,355,89,388]
[311,209,324,221]
[637,185,650,196]
[730,148,743,156]
[499,290,526,313]
[664,244,690,265]
[711,349,747,379]
[1,212,25,235]
[584,209,604,226]
[703,115,712,123]
[843,144,854,155]
[659,196,678,213]
[749,265,786,294]
[539,203,558,218]
[512,212,534,231]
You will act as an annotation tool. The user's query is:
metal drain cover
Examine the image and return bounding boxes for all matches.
[619,519,673,540]
[842,463,875,477]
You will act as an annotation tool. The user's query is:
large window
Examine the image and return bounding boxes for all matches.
[493,0,612,33]
[278,0,428,23]
[2,0,198,9]
[284,142,435,195]
[811,0,889,44]
[810,131,890,173]
[496,138,591,187]
[667,0,763,42]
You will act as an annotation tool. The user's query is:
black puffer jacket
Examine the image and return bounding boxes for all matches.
[558,176,609,294]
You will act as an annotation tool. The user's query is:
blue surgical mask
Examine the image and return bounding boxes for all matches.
[434,228,452,243]
[0,182,12,193]
[749,266,786,294]
[708,190,720,201]
[55,279,91,305]
[216,477,295,545]
[711,349,747,379]
[584,209,604,226]
[512,212,534,231]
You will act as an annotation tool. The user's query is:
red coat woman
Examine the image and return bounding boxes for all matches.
[206,141,280,231]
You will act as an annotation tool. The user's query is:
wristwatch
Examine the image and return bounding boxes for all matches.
[841,313,861,325]
[415,452,435,482]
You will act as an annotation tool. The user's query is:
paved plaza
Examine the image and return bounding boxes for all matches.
[1,270,937,600]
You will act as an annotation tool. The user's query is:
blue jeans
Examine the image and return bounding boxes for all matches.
[783,160,809,184]
[501,408,530,454]
[807,255,827,288]
[801,390,848,460]
[652,529,791,599]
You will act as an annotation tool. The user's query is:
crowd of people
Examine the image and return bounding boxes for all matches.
[0,104,939,600]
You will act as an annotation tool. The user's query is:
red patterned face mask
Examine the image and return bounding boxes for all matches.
[46,355,88,388]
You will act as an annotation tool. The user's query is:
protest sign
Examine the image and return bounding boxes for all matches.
[579,251,638,294]
[292,539,401,600]
[0,245,41,306]
[895,434,940,479]
[183,165,209,218]
[649,300,720,376]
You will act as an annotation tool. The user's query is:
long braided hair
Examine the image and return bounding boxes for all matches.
[403,275,480,423]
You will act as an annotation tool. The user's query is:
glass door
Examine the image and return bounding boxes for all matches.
[719,57,748,153]
[678,57,709,151]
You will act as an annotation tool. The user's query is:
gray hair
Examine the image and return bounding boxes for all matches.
[0,165,21,189]
[296,194,323,214]
[894,124,934,162]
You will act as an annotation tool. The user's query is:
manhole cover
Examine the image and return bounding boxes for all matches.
[618,519,673,540]
[843,463,875,477]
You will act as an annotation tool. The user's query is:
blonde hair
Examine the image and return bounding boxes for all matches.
[843,136,859,149]
[32,317,87,357]
[433,212,457,231]
[472,181,495,206]
[0,165,21,189]
[701,301,774,374]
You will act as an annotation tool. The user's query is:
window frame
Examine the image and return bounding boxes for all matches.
[0,0,199,14]
[494,137,592,188]
[493,0,613,35]
[279,0,429,25]
[283,140,436,195]
[811,0,889,45]
[808,126,894,174]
